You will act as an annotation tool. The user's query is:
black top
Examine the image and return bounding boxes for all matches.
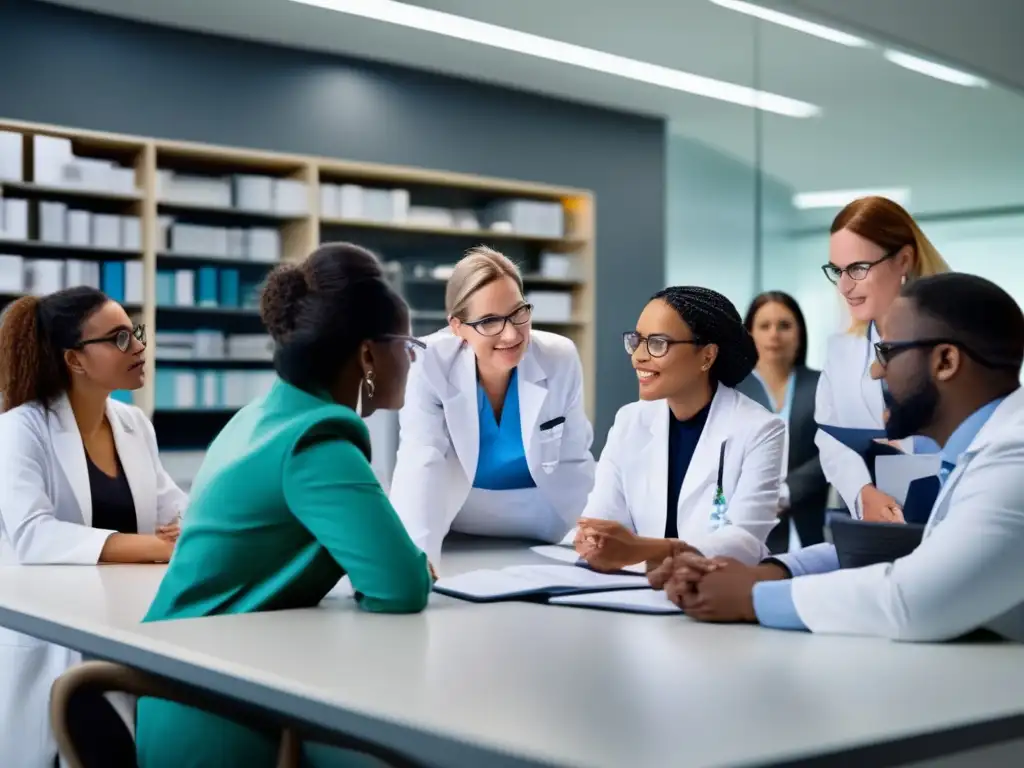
[665,397,713,539]
[87,453,138,534]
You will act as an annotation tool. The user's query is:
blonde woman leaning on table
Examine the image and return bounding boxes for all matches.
[390,246,596,565]
[0,287,187,768]
[136,243,434,768]
[575,286,786,572]
[816,196,949,522]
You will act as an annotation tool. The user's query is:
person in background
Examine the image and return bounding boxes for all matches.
[736,291,828,553]
[136,243,434,768]
[390,246,595,566]
[0,287,186,768]
[575,286,786,572]
[651,273,1024,642]
[814,196,949,522]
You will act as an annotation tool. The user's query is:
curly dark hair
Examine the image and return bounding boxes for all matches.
[0,287,109,412]
[260,242,409,392]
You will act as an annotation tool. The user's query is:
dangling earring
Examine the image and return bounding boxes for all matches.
[901,274,908,286]
[364,370,376,400]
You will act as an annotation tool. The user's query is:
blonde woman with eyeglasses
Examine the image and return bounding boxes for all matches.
[815,196,949,524]
[390,245,596,565]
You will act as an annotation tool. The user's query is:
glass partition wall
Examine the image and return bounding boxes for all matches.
[668,3,1024,368]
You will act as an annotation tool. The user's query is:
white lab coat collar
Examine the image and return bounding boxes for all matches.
[928,387,1024,528]
[46,394,156,532]
[440,334,549,485]
[633,385,739,537]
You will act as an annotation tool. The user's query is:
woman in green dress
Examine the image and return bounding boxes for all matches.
[135,243,434,767]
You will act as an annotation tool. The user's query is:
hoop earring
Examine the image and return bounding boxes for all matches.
[364,370,376,399]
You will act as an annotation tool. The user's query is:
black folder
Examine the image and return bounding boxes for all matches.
[828,516,926,569]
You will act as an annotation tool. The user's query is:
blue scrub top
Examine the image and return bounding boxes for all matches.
[472,368,537,491]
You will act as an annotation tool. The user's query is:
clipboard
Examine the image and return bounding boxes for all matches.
[828,516,925,569]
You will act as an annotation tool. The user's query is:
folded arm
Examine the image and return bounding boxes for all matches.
[791,444,1024,641]
[0,422,170,564]
[285,424,432,614]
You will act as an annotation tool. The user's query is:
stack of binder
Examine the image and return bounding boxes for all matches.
[434,564,682,615]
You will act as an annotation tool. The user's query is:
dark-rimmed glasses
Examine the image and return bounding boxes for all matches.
[379,334,427,361]
[460,304,532,337]
[822,247,903,285]
[623,331,701,358]
[77,324,146,353]
[875,338,1020,371]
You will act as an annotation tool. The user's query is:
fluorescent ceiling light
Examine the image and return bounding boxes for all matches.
[708,0,870,47]
[793,187,910,210]
[883,50,989,88]
[288,0,821,118]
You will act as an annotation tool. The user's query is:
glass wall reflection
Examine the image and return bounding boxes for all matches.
[666,3,1024,370]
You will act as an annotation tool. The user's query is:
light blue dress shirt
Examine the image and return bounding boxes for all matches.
[472,368,537,491]
[752,369,796,421]
[752,396,1006,631]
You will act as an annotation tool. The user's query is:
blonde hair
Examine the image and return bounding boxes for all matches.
[831,196,950,334]
[445,246,524,320]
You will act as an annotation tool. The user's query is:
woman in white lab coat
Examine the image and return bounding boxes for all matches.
[575,286,786,572]
[815,196,949,522]
[390,246,596,565]
[0,288,187,768]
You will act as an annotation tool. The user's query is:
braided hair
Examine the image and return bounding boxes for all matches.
[652,286,758,387]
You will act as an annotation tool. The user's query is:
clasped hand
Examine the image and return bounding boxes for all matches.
[647,551,759,623]
[573,518,644,572]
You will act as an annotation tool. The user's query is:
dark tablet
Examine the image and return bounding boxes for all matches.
[828,516,926,569]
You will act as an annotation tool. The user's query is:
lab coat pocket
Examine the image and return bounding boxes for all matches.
[538,424,565,474]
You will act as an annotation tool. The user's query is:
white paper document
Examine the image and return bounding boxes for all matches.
[875,454,942,505]
[530,544,580,565]
[550,589,683,615]
[434,564,647,602]
[530,544,647,574]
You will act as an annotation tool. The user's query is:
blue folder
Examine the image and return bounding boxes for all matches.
[819,425,888,454]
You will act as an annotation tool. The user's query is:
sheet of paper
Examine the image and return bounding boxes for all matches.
[550,589,683,614]
[434,564,647,600]
[531,544,647,574]
[530,544,579,565]
[875,454,942,504]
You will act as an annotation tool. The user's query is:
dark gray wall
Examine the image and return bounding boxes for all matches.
[1,0,666,447]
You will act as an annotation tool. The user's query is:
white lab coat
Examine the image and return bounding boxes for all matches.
[0,395,187,768]
[814,331,885,514]
[390,329,596,564]
[581,385,786,564]
[792,387,1024,642]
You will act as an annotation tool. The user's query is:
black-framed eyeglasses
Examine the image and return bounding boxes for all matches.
[623,331,701,358]
[822,247,903,285]
[461,304,532,337]
[378,334,427,362]
[875,338,1021,371]
[77,324,146,353]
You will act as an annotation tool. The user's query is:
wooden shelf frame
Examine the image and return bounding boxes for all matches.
[0,118,597,422]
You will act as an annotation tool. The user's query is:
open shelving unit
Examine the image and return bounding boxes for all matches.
[0,118,596,453]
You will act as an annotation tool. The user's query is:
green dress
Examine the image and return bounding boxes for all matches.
[135,379,432,768]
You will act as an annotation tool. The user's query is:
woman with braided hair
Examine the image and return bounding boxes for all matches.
[575,286,787,573]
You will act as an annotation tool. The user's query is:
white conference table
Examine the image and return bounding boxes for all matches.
[2,537,1024,768]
